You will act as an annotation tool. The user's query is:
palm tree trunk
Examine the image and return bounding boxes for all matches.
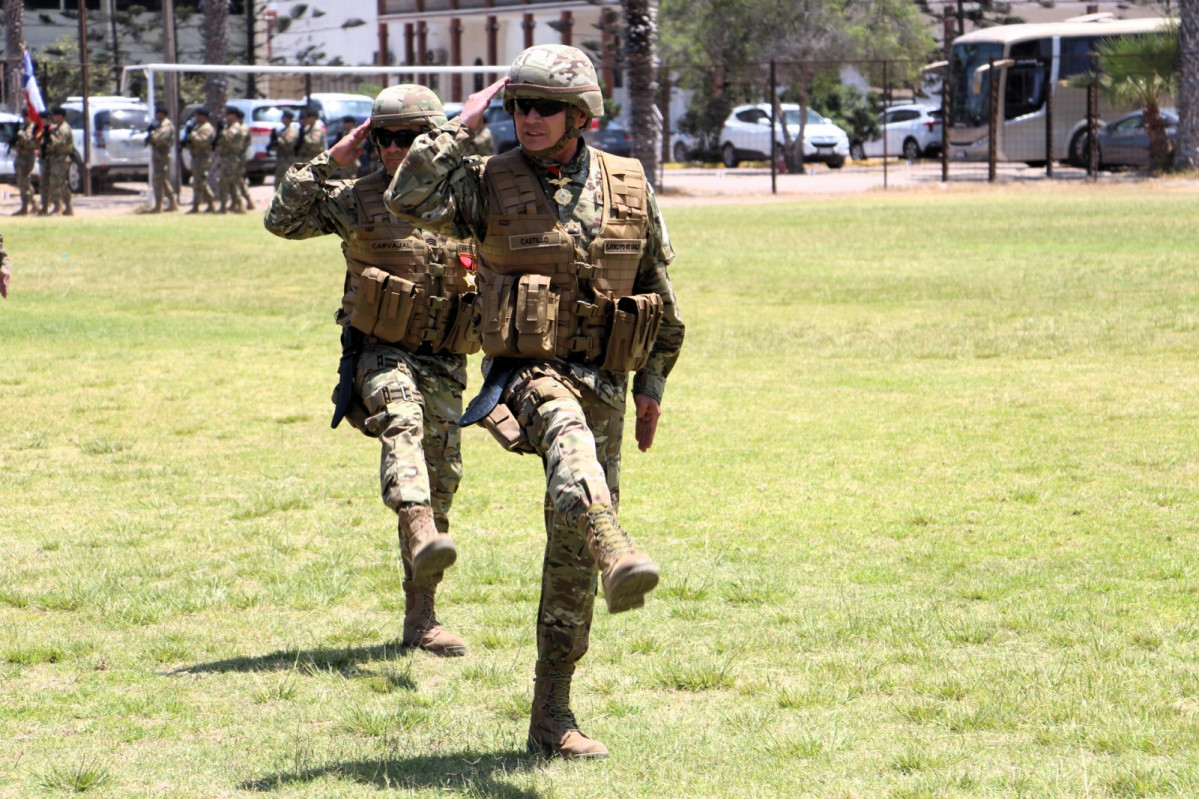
[202,0,229,115]
[5,0,24,112]
[623,0,660,189]
[1177,0,1199,168]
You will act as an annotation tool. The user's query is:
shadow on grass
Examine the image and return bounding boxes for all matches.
[174,639,416,679]
[241,749,546,796]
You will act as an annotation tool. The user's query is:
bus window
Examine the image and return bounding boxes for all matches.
[1004,64,1046,119]
[949,40,1003,127]
[1060,36,1101,80]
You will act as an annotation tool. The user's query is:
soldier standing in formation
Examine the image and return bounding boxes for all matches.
[10,112,39,217]
[296,108,326,162]
[264,85,480,657]
[216,106,251,214]
[464,115,495,158]
[387,45,685,759]
[331,115,362,180]
[39,107,74,216]
[232,108,256,212]
[271,109,299,186]
[184,108,217,214]
[146,108,179,213]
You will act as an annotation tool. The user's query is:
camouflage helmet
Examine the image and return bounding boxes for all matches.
[503,44,604,120]
[372,84,446,129]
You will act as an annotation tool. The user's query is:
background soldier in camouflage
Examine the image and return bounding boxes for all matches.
[216,106,250,214]
[265,84,480,658]
[39,107,74,216]
[270,109,299,186]
[232,108,256,212]
[386,45,684,760]
[331,116,362,180]
[184,108,217,214]
[146,108,178,213]
[11,113,39,216]
[296,108,326,161]
[464,117,494,158]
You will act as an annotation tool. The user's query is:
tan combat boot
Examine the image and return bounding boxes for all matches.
[401,580,466,657]
[397,503,457,585]
[579,504,659,613]
[527,662,609,759]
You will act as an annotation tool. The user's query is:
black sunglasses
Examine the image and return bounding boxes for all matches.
[512,98,569,118]
[372,129,422,149]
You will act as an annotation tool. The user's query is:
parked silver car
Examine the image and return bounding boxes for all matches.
[61,96,152,193]
[0,110,38,184]
[718,103,849,169]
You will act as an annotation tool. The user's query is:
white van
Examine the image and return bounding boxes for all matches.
[60,96,152,192]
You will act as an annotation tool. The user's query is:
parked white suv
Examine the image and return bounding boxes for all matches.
[718,103,849,169]
[0,111,39,184]
[60,96,152,193]
[851,104,943,162]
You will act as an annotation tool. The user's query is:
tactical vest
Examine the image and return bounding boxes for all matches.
[476,148,662,373]
[341,170,480,356]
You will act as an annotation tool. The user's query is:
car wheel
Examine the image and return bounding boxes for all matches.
[902,138,920,162]
[827,155,845,169]
[1067,129,1089,168]
[67,156,84,195]
[721,143,739,168]
[850,142,865,161]
[672,140,689,163]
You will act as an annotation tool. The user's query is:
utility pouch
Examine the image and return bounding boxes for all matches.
[480,274,517,356]
[349,267,388,335]
[514,274,559,359]
[601,293,664,373]
[440,292,482,355]
[372,276,419,343]
[480,402,534,454]
[330,384,374,437]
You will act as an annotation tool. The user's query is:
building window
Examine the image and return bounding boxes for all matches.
[25,0,103,10]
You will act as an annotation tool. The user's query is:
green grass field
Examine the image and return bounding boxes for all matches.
[2,184,1198,798]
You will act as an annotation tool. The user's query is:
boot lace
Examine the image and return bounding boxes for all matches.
[537,674,580,730]
[587,508,634,558]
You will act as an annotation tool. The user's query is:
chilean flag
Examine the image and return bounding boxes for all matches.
[22,50,46,131]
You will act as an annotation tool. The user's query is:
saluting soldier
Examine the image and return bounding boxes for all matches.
[265,85,481,657]
[386,45,685,759]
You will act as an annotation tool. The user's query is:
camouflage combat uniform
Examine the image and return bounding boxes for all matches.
[217,118,251,213]
[264,149,478,563]
[385,118,684,671]
[272,122,300,185]
[12,121,39,215]
[40,119,74,216]
[147,116,178,211]
[185,119,217,212]
[297,120,327,161]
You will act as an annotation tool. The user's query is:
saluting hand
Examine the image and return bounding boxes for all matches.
[330,119,371,168]
[460,77,508,134]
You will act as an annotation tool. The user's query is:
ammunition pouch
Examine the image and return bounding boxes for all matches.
[349,267,478,355]
[481,273,559,359]
[601,293,663,373]
[480,402,534,454]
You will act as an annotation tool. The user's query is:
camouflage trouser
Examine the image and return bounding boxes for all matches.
[355,345,466,574]
[152,152,177,208]
[217,159,243,211]
[235,164,252,206]
[41,155,72,209]
[15,154,36,207]
[190,153,216,208]
[500,362,625,666]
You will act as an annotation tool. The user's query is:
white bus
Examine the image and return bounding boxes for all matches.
[946,15,1173,165]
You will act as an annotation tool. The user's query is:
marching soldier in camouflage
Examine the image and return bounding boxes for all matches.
[265,84,480,658]
[184,108,217,214]
[386,44,684,760]
[271,109,299,186]
[217,106,251,214]
[39,107,74,216]
[11,114,39,216]
[296,108,327,161]
[146,108,179,212]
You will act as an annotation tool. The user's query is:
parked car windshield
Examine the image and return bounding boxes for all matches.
[252,104,304,124]
[96,109,150,130]
[781,107,828,127]
[319,97,372,120]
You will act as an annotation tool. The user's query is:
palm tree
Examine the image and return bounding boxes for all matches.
[1079,26,1180,170]
[624,0,661,187]
[1177,1,1199,168]
[5,1,25,110]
